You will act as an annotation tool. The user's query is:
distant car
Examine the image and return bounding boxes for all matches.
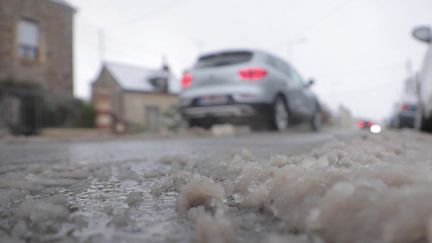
[413,26,432,132]
[391,101,418,129]
[357,119,382,133]
[179,49,322,131]
[389,76,419,129]
[357,119,375,130]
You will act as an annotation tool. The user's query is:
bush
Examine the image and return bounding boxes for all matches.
[0,80,43,135]
[0,80,96,135]
[40,97,95,128]
[160,106,186,131]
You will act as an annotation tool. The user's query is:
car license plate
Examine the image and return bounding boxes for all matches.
[199,95,228,105]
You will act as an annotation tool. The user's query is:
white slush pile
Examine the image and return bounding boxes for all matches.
[155,131,432,243]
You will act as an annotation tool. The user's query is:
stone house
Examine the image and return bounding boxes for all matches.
[91,62,178,131]
[0,0,75,93]
[0,0,75,134]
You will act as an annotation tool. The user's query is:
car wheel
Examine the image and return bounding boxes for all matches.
[310,111,322,132]
[271,96,289,131]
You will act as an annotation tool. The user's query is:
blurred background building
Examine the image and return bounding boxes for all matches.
[0,0,75,93]
[91,62,178,132]
[0,0,76,135]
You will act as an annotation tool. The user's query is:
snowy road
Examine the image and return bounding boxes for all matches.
[2,130,432,243]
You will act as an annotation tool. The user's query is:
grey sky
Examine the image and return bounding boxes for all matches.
[68,0,432,120]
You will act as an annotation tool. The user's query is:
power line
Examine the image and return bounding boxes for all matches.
[75,1,189,67]
[77,29,163,63]
[121,0,189,26]
[103,34,162,56]
[317,61,406,79]
[297,0,355,35]
[319,78,401,101]
[77,30,161,56]
[272,0,355,49]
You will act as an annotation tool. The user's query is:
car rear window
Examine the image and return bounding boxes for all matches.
[194,51,253,68]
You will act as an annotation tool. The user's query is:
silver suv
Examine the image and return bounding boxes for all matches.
[179,49,321,131]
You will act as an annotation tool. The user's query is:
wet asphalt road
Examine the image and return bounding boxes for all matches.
[0,130,354,167]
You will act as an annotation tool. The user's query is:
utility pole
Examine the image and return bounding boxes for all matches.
[98,29,106,64]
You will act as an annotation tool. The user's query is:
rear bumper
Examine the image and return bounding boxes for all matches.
[181,103,272,120]
[182,104,255,118]
[180,83,271,107]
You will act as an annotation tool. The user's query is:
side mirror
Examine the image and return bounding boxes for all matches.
[306,79,315,88]
[413,26,432,43]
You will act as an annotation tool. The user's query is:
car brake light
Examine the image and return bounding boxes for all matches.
[181,73,192,89]
[357,121,365,128]
[239,67,268,80]
[401,103,410,111]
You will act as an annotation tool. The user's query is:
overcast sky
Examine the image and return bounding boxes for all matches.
[67,0,432,120]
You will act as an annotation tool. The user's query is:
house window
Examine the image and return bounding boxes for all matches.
[149,77,168,93]
[17,19,39,62]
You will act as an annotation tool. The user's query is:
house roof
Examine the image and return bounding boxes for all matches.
[105,62,173,93]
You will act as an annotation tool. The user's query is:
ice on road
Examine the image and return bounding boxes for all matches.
[1,130,432,243]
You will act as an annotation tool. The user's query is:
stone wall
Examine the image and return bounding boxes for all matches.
[0,0,75,94]
[122,92,178,127]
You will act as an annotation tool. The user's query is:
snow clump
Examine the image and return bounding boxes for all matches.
[176,175,225,213]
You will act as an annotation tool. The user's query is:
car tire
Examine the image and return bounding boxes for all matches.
[271,96,289,131]
[310,111,322,132]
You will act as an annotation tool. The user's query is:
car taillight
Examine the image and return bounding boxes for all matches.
[181,73,192,89]
[239,67,268,80]
[357,121,365,128]
[401,103,410,111]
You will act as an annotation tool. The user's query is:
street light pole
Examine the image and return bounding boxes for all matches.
[98,29,106,64]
